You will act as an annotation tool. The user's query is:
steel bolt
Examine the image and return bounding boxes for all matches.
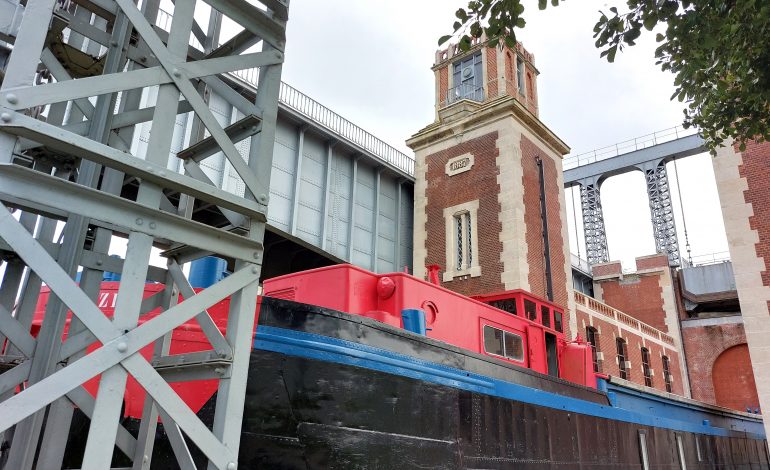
[257,193,269,204]
[172,68,181,78]
[253,251,260,259]
[96,259,103,266]
[0,113,11,123]
[5,93,18,105]
[110,40,118,47]
[149,222,157,229]
[251,126,258,133]
[159,171,166,177]
[136,217,144,225]
[252,266,259,274]
[227,463,236,470]
[117,342,128,353]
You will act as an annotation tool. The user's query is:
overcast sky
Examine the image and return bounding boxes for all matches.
[279,0,729,270]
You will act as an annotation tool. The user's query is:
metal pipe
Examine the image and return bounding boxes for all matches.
[536,157,553,302]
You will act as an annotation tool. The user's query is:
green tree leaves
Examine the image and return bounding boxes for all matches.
[443,0,770,154]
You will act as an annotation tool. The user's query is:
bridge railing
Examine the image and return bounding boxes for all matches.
[683,251,731,267]
[563,125,698,170]
[275,82,415,175]
[154,8,415,176]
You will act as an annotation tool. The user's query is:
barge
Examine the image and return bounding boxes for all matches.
[29,264,768,468]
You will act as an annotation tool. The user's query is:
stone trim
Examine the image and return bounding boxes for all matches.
[442,200,481,282]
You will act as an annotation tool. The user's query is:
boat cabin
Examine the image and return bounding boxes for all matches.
[263,264,595,389]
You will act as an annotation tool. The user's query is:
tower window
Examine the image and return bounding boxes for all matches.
[616,338,629,380]
[662,355,673,392]
[450,52,483,103]
[516,57,525,95]
[641,347,653,387]
[443,201,480,281]
[454,212,472,270]
[586,326,600,373]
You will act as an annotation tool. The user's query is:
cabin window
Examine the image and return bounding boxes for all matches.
[483,325,524,362]
[616,338,629,380]
[541,306,551,328]
[524,299,537,322]
[554,311,563,333]
[443,201,480,281]
[489,299,517,316]
[641,347,653,387]
[586,326,600,373]
[662,355,673,392]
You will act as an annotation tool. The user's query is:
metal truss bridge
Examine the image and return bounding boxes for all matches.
[563,126,707,268]
[0,0,411,467]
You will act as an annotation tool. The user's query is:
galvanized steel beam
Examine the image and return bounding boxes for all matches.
[0,0,288,468]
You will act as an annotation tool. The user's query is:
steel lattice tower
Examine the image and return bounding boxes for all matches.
[0,0,287,467]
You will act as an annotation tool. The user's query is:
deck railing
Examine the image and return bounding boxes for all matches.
[563,125,699,170]
[574,291,675,346]
[154,8,415,177]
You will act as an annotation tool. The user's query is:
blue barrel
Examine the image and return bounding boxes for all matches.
[401,308,427,336]
[189,256,229,288]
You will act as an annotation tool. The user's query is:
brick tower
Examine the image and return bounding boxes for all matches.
[406,38,575,337]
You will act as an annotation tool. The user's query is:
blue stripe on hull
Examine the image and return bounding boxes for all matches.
[254,325,765,440]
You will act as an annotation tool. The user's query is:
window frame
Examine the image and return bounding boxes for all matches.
[616,338,629,380]
[443,201,481,282]
[662,355,673,393]
[516,56,525,96]
[641,347,653,387]
[482,324,525,363]
[586,326,600,373]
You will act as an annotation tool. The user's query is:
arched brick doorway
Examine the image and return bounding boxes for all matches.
[712,344,760,412]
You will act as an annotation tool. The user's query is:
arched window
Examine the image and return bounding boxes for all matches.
[662,355,672,393]
[616,338,628,380]
[585,326,600,373]
[641,347,652,387]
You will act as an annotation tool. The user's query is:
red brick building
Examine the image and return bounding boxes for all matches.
[407,37,574,337]
[406,38,690,394]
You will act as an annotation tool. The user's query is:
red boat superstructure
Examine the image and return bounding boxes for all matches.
[31,264,596,421]
[263,264,596,388]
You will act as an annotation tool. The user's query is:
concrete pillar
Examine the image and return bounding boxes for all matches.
[579,177,609,265]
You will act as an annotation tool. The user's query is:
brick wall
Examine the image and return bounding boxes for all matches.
[682,321,758,410]
[521,135,569,336]
[438,66,448,107]
[713,343,759,412]
[504,50,515,97]
[597,274,667,332]
[486,47,498,100]
[592,261,622,278]
[424,131,504,296]
[636,253,669,271]
[739,140,770,298]
[576,306,684,395]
